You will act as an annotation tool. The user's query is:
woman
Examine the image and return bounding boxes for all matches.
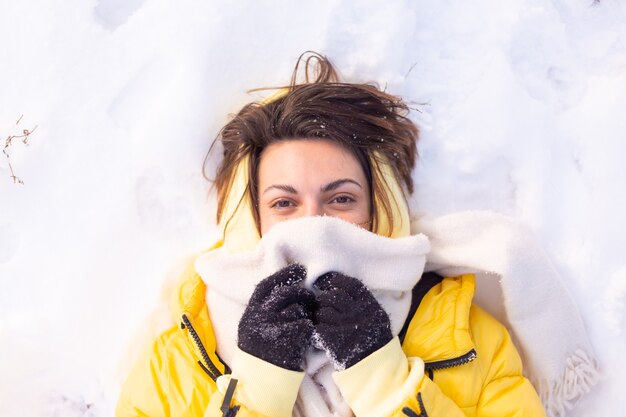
[116,53,548,417]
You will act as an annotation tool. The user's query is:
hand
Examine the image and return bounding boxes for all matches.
[238,264,315,371]
[313,272,392,370]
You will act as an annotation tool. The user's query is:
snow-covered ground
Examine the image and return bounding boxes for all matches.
[1,0,625,415]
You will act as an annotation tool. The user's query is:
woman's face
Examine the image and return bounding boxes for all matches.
[258,139,372,235]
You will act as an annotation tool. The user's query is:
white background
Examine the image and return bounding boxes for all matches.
[1,0,625,415]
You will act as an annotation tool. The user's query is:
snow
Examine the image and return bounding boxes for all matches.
[1,0,625,415]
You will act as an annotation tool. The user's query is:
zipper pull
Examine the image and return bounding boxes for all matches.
[220,378,239,416]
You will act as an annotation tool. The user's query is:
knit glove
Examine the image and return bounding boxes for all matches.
[238,264,315,371]
[313,272,393,370]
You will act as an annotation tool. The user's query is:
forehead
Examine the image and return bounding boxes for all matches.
[258,139,367,185]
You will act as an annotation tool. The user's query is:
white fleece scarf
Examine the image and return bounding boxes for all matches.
[412,211,600,417]
[197,216,430,417]
[195,212,599,417]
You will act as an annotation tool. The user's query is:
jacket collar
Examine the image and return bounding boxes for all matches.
[170,260,227,377]
[402,274,477,364]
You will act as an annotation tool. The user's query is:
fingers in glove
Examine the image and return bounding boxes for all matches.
[250,264,307,303]
[314,272,369,297]
[265,285,316,315]
[312,271,393,370]
[314,289,356,324]
[314,272,378,306]
[238,315,314,371]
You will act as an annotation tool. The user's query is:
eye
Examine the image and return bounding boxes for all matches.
[271,199,296,209]
[330,195,355,204]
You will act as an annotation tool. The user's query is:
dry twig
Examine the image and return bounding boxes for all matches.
[3,115,37,184]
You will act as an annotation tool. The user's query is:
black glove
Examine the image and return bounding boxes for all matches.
[313,272,392,370]
[238,264,315,371]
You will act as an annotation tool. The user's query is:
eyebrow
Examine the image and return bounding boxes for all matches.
[262,184,298,195]
[262,178,362,195]
[321,178,363,192]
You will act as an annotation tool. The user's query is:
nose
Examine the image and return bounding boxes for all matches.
[303,200,324,217]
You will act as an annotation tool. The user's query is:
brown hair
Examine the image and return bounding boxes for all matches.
[204,52,419,236]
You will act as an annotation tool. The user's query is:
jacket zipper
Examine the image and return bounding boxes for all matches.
[402,351,476,417]
[181,314,223,381]
[402,393,428,417]
[424,349,477,372]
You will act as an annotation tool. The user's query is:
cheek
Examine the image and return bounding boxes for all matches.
[331,198,372,226]
[258,205,286,236]
[258,207,272,236]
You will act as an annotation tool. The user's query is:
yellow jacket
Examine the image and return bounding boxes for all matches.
[117,262,546,417]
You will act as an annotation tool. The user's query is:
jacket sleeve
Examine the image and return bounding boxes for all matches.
[333,337,466,417]
[472,305,546,417]
[204,348,304,417]
[333,310,546,417]
[116,334,173,417]
[116,327,223,417]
